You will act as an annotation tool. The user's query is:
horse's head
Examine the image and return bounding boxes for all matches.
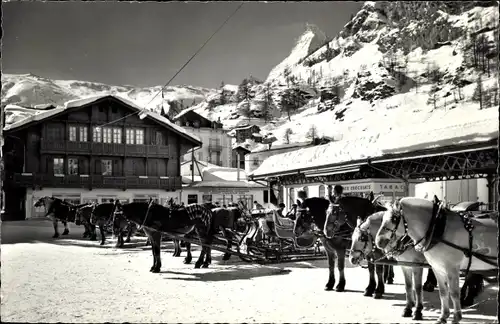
[349,217,373,266]
[375,200,406,254]
[76,204,95,225]
[34,196,60,218]
[325,202,348,232]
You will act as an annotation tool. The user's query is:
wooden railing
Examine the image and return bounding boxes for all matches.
[40,140,170,158]
[9,173,182,191]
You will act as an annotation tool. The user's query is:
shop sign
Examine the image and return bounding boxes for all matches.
[377,182,405,193]
[337,182,405,194]
[198,187,251,195]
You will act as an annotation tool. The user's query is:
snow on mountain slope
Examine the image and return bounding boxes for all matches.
[266,23,327,82]
[1,73,218,125]
[217,1,498,148]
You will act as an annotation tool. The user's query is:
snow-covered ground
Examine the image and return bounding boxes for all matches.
[1,220,497,323]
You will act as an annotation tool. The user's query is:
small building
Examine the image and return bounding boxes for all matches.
[245,142,314,175]
[230,124,261,143]
[231,144,250,169]
[173,109,232,167]
[180,166,269,209]
[2,94,201,220]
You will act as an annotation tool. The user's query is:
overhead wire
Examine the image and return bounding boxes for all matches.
[95,2,245,129]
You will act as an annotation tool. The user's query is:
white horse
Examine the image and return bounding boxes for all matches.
[350,211,425,320]
[375,197,497,324]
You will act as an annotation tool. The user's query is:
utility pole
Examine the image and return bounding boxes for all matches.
[236,153,240,181]
[0,105,4,216]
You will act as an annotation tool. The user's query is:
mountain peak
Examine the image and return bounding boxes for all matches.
[266,24,327,82]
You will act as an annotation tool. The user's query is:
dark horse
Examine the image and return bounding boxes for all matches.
[166,203,243,263]
[89,202,136,247]
[294,196,390,298]
[115,201,216,272]
[34,196,90,238]
[75,204,98,240]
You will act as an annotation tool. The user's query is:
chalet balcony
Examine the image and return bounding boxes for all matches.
[40,140,170,158]
[8,173,182,191]
[208,143,223,152]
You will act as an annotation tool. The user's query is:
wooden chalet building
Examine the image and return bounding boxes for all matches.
[1,95,201,220]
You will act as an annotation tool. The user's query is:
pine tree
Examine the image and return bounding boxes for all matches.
[238,100,252,121]
[306,125,318,143]
[427,84,439,110]
[262,83,274,122]
[283,128,293,144]
[472,77,483,109]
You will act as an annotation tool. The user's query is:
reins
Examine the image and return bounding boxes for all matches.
[138,198,155,231]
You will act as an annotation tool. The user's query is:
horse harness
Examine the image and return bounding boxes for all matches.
[351,224,378,263]
[392,200,497,277]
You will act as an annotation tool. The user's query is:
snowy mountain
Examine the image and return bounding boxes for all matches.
[1,73,218,125]
[193,1,498,148]
[3,1,498,151]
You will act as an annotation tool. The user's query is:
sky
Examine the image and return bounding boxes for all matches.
[3,1,362,89]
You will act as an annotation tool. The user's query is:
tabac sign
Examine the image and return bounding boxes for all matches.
[338,182,405,193]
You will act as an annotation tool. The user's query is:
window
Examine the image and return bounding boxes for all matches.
[263,190,269,203]
[319,185,325,198]
[103,127,112,143]
[253,157,260,166]
[126,129,134,144]
[101,160,112,176]
[289,188,295,206]
[93,127,102,143]
[68,158,79,175]
[69,126,77,141]
[202,195,212,203]
[155,131,164,145]
[53,158,64,175]
[113,128,122,144]
[79,126,88,142]
[187,194,198,204]
[135,129,144,145]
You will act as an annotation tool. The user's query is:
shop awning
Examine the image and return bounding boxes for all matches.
[304,165,361,178]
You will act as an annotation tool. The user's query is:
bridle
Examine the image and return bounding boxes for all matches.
[379,208,414,257]
[327,203,356,234]
[351,224,376,262]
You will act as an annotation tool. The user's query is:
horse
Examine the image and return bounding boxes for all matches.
[75,204,98,240]
[375,197,498,324]
[293,196,389,297]
[115,201,216,272]
[350,211,425,320]
[424,268,485,308]
[89,202,136,247]
[166,203,244,262]
[33,196,90,238]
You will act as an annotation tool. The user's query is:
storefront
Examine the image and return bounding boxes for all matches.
[181,181,267,210]
[283,178,421,211]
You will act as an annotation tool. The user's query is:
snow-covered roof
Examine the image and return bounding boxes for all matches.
[202,166,248,181]
[4,94,202,145]
[173,107,198,120]
[232,124,260,131]
[185,180,266,189]
[250,112,498,177]
[250,141,311,153]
